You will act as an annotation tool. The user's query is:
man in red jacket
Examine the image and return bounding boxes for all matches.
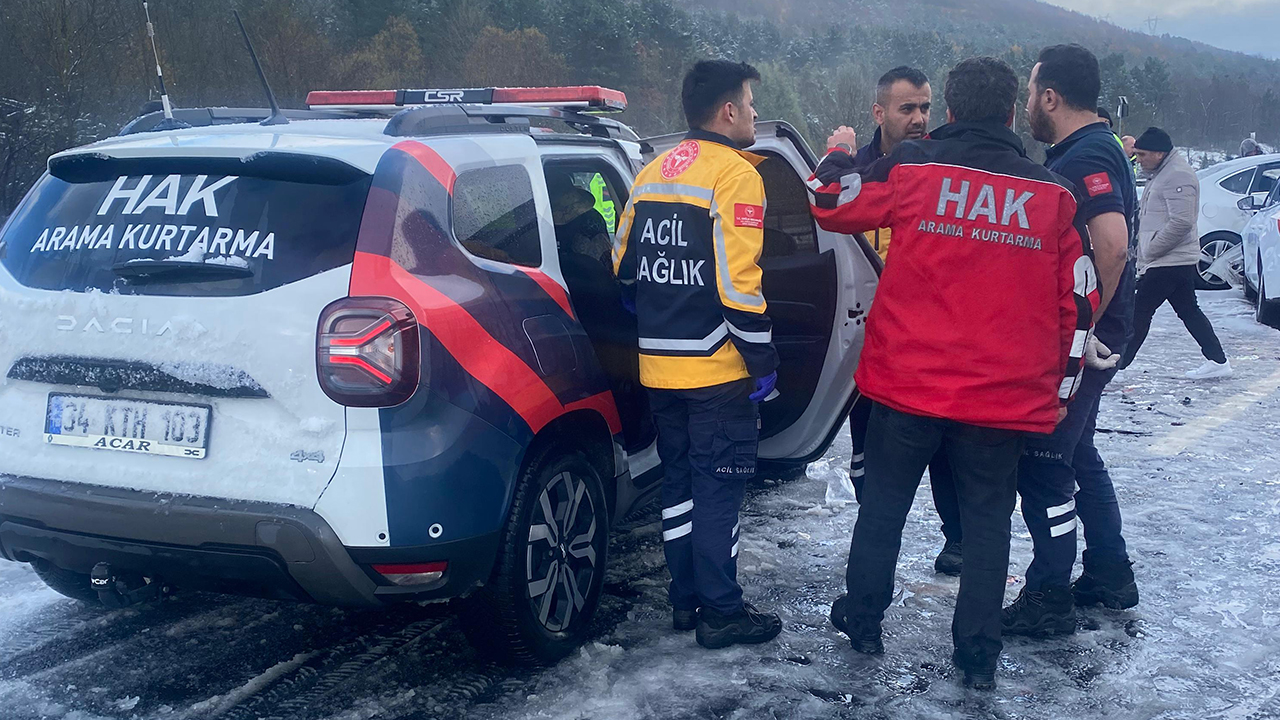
[809,57,1099,690]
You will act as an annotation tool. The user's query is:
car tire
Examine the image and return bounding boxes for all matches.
[1244,273,1259,302]
[460,444,609,665]
[1256,258,1280,328]
[1197,233,1242,291]
[30,559,103,605]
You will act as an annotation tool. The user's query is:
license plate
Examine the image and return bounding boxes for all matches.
[44,394,211,459]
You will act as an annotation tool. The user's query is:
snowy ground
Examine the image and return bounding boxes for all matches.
[2,289,1279,720]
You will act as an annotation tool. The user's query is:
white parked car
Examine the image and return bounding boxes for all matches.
[1239,176,1280,326]
[1194,154,1280,290]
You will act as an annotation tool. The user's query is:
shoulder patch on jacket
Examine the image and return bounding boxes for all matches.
[734,203,764,228]
[661,141,700,179]
[1083,172,1113,197]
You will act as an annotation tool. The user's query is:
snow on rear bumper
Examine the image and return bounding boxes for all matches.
[0,474,497,607]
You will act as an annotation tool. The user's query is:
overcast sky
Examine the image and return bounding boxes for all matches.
[1040,0,1280,59]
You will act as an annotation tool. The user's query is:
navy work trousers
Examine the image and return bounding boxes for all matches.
[648,379,758,615]
[845,403,1024,672]
[1018,365,1130,591]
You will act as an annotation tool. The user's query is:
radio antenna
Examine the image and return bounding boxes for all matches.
[233,9,289,126]
[141,1,189,130]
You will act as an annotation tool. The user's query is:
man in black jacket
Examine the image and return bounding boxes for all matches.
[835,66,965,579]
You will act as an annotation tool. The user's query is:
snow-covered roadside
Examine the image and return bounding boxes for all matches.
[471,290,1280,720]
[0,290,1277,720]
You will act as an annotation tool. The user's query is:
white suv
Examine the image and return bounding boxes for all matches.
[0,86,879,663]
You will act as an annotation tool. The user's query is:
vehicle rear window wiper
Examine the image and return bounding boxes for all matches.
[111,259,254,283]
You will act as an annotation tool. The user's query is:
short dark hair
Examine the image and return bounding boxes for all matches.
[1035,44,1101,112]
[944,57,1018,124]
[681,60,761,130]
[876,66,929,105]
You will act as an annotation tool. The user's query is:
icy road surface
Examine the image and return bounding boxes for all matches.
[2,290,1278,720]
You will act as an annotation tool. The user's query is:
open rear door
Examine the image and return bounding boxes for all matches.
[641,122,880,464]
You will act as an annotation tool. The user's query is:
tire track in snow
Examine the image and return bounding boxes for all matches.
[0,595,258,680]
[217,615,452,720]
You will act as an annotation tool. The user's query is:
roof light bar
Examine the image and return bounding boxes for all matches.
[306,86,627,112]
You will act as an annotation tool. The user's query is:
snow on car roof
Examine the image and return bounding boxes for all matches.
[51,118,402,175]
[1197,152,1280,179]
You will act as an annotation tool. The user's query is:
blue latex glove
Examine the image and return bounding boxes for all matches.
[621,291,636,316]
[749,371,778,403]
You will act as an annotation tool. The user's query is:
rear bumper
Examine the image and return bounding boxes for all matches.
[0,475,498,607]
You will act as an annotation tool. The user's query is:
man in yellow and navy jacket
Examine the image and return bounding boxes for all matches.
[614,59,781,650]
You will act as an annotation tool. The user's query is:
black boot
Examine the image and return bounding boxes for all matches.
[829,595,884,654]
[934,539,962,577]
[951,649,997,690]
[673,608,699,632]
[1073,554,1139,610]
[1002,585,1076,637]
[696,603,782,649]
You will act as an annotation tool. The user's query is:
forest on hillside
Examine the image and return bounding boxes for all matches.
[3,0,1279,215]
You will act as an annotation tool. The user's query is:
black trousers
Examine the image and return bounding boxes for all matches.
[844,403,1024,671]
[849,398,962,542]
[649,379,758,615]
[1120,264,1227,368]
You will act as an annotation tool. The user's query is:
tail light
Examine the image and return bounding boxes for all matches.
[317,297,420,407]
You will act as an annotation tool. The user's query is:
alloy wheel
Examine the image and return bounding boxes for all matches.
[1199,238,1243,289]
[526,471,598,633]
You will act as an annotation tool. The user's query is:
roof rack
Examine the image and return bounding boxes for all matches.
[118,106,382,135]
[115,86,641,143]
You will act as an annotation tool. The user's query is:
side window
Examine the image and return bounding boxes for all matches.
[1251,165,1280,196]
[754,153,818,258]
[452,165,541,267]
[1219,168,1255,195]
[543,159,629,266]
[1268,181,1280,208]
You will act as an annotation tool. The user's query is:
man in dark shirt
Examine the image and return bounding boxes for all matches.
[1002,44,1140,638]
[833,66,965,579]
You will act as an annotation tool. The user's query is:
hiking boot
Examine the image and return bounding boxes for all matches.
[673,608,699,632]
[1002,585,1077,637]
[934,539,963,577]
[829,595,884,654]
[696,603,782,649]
[1073,556,1139,610]
[952,649,997,690]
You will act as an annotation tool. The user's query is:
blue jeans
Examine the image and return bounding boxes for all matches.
[1017,366,1130,591]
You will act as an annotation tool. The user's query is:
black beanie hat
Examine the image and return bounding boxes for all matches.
[1135,126,1173,153]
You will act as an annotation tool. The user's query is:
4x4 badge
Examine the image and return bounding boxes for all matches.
[290,450,325,463]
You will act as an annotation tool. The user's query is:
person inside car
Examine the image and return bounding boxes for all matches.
[809,56,1099,690]
[614,59,781,650]
[551,179,612,267]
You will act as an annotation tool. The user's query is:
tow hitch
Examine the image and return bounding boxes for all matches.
[90,562,172,608]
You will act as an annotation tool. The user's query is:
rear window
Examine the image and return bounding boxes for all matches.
[0,172,370,296]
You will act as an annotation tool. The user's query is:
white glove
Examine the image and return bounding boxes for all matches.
[1084,336,1120,370]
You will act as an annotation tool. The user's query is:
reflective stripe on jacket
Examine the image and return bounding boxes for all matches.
[615,129,779,390]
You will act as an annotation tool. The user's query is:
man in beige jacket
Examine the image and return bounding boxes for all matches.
[1118,127,1230,379]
